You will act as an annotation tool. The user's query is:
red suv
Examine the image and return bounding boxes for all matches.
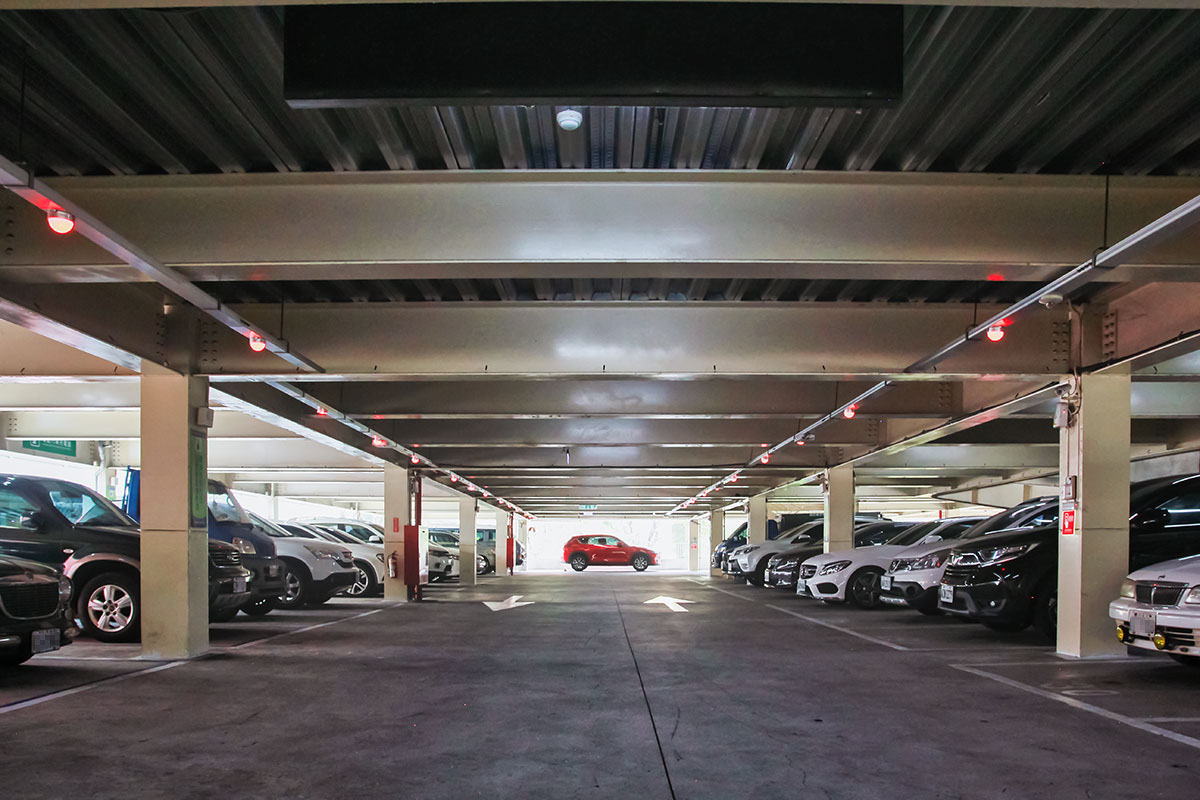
[563,536,658,572]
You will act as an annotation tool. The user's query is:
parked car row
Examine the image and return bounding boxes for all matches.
[723,474,1200,668]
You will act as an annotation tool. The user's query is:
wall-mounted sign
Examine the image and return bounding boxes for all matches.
[1061,509,1077,536]
[23,440,77,457]
[579,504,598,511]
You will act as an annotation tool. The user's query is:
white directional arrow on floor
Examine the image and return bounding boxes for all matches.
[644,595,694,612]
[483,595,534,611]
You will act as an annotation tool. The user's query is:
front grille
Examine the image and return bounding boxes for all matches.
[942,564,977,585]
[799,565,817,580]
[209,549,242,568]
[1162,627,1198,648]
[1134,582,1187,606]
[335,557,354,569]
[0,583,59,619]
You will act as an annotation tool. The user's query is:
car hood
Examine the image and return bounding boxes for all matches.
[950,525,1055,554]
[1128,553,1200,583]
[75,524,141,542]
[276,538,347,559]
[769,544,823,562]
[802,544,910,567]
[0,555,59,578]
[890,525,1046,560]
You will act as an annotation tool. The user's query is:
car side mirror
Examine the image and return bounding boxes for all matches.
[20,512,46,532]
[1133,509,1169,531]
[922,534,943,544]
[369,534,383,544]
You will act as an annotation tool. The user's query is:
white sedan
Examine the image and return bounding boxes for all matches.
[1110,554,1200,667]
[798,521,946,608]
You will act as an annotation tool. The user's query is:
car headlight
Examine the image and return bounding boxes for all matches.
[818,560,852,576]
[303,545,338,559]
[912,553,946,571]
[742,546,759,554]
[430,547,449,557]
[58,574,72,600]
[1185,586,1200,604]
[232,537,257,555]
[1120,579,1136,599]
[375,553,385,563]
[949,543,1038,567]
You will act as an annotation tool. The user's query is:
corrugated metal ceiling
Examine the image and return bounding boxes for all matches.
[0,6,1198,178]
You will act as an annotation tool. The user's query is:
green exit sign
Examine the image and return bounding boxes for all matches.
[23,440,77,457]
[579,504,598,511]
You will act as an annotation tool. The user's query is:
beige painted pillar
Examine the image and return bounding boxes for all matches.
[709,509,725,576]
[382,464,410,602]
[688,519,701,571]
[495,509,511,575]
[748,495,768,545]
[824,465,855,553]
[458,496,477,586]
[1058,370,1131,657]
[139,364,210,659]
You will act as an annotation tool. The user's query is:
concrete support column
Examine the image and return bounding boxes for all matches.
[688,519,701,571]
[748,495,768,545]
[458,496,477,587]
[382,465,410,602]
[495,509,512,575]
[709,509,725,576]
[139,364,210,659]
[1058,370,1132,657]
[824,465,855,553]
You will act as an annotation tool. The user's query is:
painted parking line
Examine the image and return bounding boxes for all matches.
[691,582,760,603]
[231,606,394,650]
[951,664,1200,751]
[765,604,911,651]
[0,660,188,716]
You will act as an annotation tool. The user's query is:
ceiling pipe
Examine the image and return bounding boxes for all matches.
[667,191,1200,516]
[0,153,322,374]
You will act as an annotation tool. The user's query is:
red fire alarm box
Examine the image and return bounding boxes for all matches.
[1061,509,1076,536]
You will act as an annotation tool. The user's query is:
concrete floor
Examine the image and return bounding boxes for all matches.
[2,573,1199,799]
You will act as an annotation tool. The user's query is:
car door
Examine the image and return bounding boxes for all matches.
[594,537,620,564]
[610,538,635,563]
[0,483,70,566]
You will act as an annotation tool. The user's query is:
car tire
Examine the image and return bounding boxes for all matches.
[275,561,310,610]
[632,554,650,572]
[241,597,275,617]
[569,553,589,572]
[209,605,239,623]
[1169,654,1200,668]
[747,559,769,586]
[78,571,140,643]
[477,555,492,575]
[846,568,884,609]
[1032,582,1058,641]
[344,561,377,598]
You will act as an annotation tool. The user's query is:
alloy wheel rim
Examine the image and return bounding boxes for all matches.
[347,567,369,596]
[282,571,301,602]
[853,573,877,605]
[87,583,133,632]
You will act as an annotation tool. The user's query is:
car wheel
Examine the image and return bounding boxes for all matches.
[477,555,491,575]
[846,568,883,609]
[78,571,140,643]
[632,554,650,572]
[275,562,310,610]
[1169,654,1200,668]
[344,561,377,597]
[241,597,275,617]
[209,605,239,623]
[1032,582,1058,641]
[747,559,769,586]
[569,553,589,572]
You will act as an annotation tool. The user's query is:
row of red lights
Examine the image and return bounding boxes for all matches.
[673,317,1014,514]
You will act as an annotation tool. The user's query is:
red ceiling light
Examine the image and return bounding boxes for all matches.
[46,209,75,235]
[410,455,420,464]
[760,443,769,448]
[248,333,267,353]
[843,404,858,419]
[986,272,1005,282]
[450,475,459,483]
[760,453,770,465]
[796,439,806,446]
[985,325,1006,342]
[730,473,739,483]
[371,435,386,447]
[316,407,328,417]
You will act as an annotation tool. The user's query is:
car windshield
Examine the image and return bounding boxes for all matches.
[35,479,135,527]
[318,527,360,545]
[249,513,292,538]
[960,499,1056,540]
[207,482,252,525]
[884,521,941,546]
[279,523,317,539]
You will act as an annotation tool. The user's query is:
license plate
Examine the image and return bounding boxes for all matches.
[880,575,892,591]
[233,577,247,593]
[939,584,954,604]
[796,579,807,595]
[31,628,59,654]
[1130,609,1156,638]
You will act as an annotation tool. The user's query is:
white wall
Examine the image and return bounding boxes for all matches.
[0,449,104,492]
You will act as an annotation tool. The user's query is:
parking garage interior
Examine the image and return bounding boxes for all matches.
[1,1,1200,797]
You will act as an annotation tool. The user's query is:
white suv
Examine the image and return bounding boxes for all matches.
[248,514,358,609]
[281,522,386,598]
[1111,555,1200,667]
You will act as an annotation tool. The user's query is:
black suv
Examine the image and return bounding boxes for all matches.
[206,481,286,619]
[0,554,78,666]
[0,474,251,642]
[939,475,1200,639]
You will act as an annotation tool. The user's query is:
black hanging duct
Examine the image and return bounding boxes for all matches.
[283,2,903,108]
